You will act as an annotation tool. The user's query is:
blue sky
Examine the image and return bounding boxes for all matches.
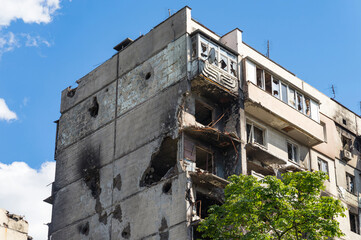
[0,1,360,238]
[1,0,361,170]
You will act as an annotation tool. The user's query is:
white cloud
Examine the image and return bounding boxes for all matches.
[0,32,19,56]
[21,33,51,47]
[0,0,60,58]
[22,97,29,107]
[0,0,61,27]
[0,161,55,240]
[0,98,17,122]
[0,32,51,58]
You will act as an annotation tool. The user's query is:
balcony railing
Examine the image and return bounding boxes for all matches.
[245,81,324,147]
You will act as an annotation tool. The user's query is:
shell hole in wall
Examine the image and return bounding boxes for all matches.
[162,181,172,194]
[145,72,152,80]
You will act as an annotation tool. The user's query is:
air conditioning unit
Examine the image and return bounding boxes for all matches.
[341,149,352,161]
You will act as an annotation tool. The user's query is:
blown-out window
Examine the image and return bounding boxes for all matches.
[193,35,237,77]
[246,61,320,122]
[287,142,298,163]
[247,122,265,146]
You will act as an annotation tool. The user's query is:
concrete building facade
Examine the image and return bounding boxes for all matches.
[0,209,32,240]
[48,7,361,239]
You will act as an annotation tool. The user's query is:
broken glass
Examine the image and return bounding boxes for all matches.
[272,78,280,98]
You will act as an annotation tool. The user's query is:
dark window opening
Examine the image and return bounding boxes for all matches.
[265,72,272,94]
[193,224,211,240]
[201,43,208,58]
[343,118,347,125]
[272,78,280,98]
[195,101,213,126]
[196,147,213,173]
[297,92,303,112]
[195,192,221,219]
[350,211,360,234]
[305,97,311,117]
[253,126,264,145]
[287,142,298,162]
[256,68,264,88]
[220,55,228,71]
[342,136,352,151]
[139,138,177,187]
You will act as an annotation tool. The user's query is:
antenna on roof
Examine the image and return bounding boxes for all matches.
[266,40,270,58]
[331,85,336,99]
[359,101,361,115]
[168,9,171,17]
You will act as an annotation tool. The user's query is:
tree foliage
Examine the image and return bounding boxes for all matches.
[197,171,346,239]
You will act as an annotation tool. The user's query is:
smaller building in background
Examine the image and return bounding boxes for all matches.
[0,209,32,240]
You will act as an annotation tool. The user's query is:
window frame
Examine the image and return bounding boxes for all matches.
[246,121,267,147]
[250,64,320,122]
[317,158,329,179]
[196,35,238,77]
[287,141,299,163]
[346,173,356,195]
[349,211,360,234]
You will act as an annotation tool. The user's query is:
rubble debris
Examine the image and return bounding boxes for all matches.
[121,223,131,239]
[78,222,89,236]
[6,212,24,222]
[112,204,122,223]
[88,96,99,117]
[140,137,177,187]
[113,174,122,191]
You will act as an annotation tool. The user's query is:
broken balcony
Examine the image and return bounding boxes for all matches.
[245,81,324,147]
[181,125,240,187]
[189,32,239,98]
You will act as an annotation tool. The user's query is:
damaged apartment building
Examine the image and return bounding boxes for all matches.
[0,209,32,240]
[47,6,361,240]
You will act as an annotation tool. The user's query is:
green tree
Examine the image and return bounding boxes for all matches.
[197,171,345,239]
